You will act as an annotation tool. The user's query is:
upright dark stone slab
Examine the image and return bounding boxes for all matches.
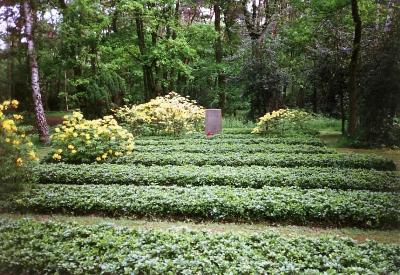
[205,109,222,135]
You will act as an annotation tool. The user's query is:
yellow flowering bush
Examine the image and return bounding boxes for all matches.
[49,112,134,164]
[0,99,38,190]
[114,92,205,135]
[252,109,315,135]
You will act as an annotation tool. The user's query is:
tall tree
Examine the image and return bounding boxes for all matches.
[214,2,226,110]
[348,0,362,136]
[23,0,49,144]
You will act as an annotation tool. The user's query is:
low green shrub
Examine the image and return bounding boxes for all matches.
[111,152,396,170]
[34,164,400,192]
[5,185,399,227]
[1,219,399,274]
[134,143,334,154]
[135,135,325,147]
[222,128,252,134]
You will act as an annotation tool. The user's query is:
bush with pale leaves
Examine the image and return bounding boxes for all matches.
[114,92,204,135]
[0,99,38,189]
[252,109,314,135]
[49,112,134,164]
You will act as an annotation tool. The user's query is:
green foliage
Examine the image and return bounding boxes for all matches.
[80,70,128,118]
[133,143,334,154]
[222,116,255,128]
[1,219,399,273]
[34,163,400,192]
[5,184,399,227]
[358,15,400,146]
[135,135,326,146]
[111,151,395,170]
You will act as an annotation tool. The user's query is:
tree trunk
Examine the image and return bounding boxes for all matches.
[214,3,226,111]
[348,0,362,137]
[136,15,155,100]
[23,0,49,144]
[312,85,318,113]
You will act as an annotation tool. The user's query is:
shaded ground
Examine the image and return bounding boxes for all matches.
[320,133,400,173]
[1,213,399,244]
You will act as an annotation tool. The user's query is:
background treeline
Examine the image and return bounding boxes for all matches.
[0,0,399,145]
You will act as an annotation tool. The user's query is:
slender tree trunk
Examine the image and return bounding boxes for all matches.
[312,85,318,113]
[136,16,155,100]
[23,0,49,144]
[340,89,345,134]
[214,3,226,111]
[348,0,362,137]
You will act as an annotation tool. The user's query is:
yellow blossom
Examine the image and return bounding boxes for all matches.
[52,153,62,161]
[16,157,23,166]
[68,144,75,150]
[11,100,19,108]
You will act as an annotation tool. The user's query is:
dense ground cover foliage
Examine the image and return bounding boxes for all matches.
[4,184,399,228]
[111,152,395,170]
[34,164,400,192]
[1,219,399,274]
[3,120,399,273]
[134,143,335,154]
[137,134,324,143]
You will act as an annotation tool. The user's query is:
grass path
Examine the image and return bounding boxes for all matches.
[1,213,399,244]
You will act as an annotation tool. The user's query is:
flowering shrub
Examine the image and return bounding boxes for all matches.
[114,92,204,135]
[252,109,315,135]
[49,112,134,164]
[0,100,38,190]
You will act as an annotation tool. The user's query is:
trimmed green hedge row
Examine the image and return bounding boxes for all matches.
[111,152,396,170]
[222,127,252,134]
[5,185,399,227]
[135,136,325,147]
[134,143,335,154]
[1,219,399,274]
[34,164,400,191]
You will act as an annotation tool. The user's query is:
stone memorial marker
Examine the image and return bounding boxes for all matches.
[205,109,222,135]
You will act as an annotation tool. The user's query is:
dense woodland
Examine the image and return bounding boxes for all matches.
[1,0,399,145]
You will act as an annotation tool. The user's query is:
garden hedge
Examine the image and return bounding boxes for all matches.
[135,136,325,147]
[134,143,335,154]
[1,219,399,274]
[34,164,400,192]
[5,185,399,227]
[111,152,396,170]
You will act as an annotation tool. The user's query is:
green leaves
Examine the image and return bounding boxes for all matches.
[1,218,399,274]
[34,164,400,192]
[111,151,396,170]
[5,184,400,228]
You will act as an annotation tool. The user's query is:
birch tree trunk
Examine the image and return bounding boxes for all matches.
[23,0,50,144]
